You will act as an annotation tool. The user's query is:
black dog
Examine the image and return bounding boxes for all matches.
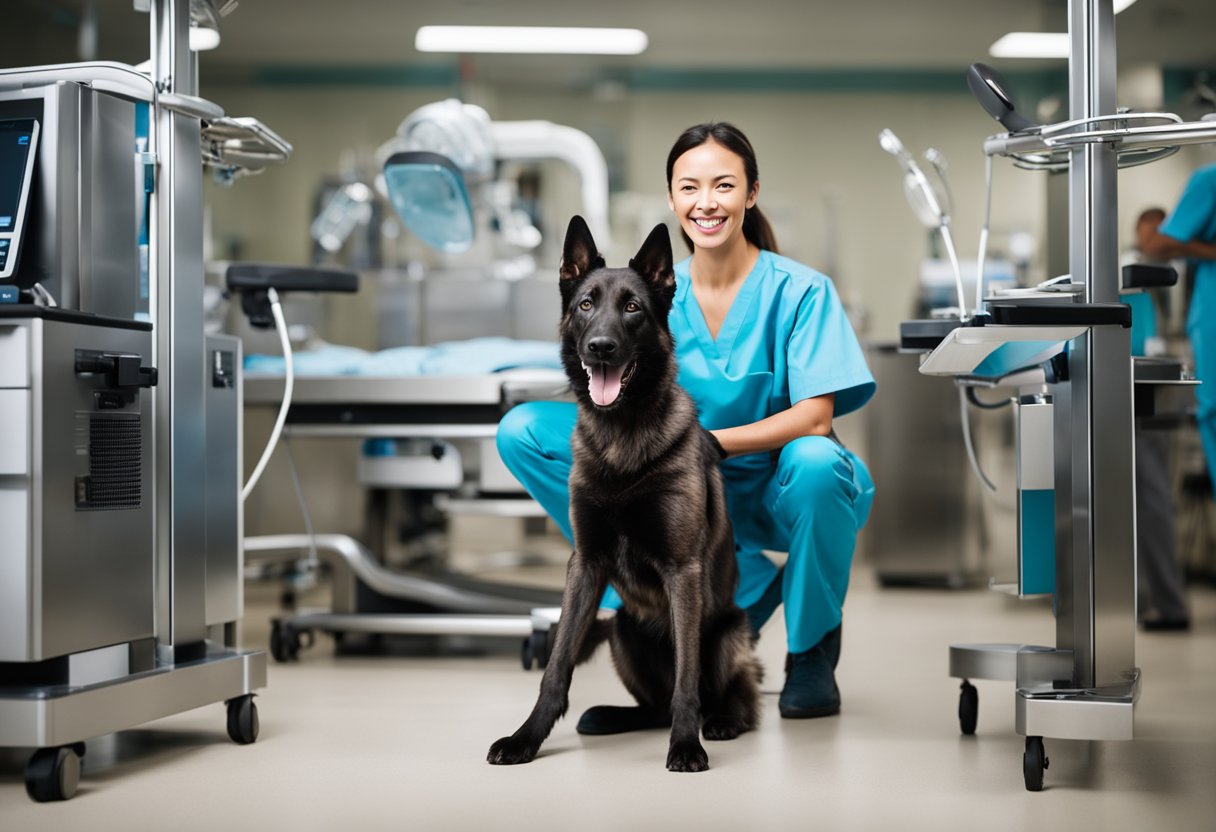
[487,216,762,773]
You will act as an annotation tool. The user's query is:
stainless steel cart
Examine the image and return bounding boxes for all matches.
[0,1,289,801]
[906,0,1216,792]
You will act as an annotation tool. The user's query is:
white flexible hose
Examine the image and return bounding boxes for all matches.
[975,155,994,316]
[959,386,997,492]
[938,223,968,322]
[242,287,293,502]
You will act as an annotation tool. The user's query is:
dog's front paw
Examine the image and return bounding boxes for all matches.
[487,734,539,765]
[666,739,710,772]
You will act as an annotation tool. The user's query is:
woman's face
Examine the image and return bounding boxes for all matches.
[668,139,758,253]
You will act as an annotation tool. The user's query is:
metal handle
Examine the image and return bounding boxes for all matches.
[159,92,225,120]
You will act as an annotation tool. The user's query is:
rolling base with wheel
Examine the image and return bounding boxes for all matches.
[948,642,1138,790]
[3,648,266,802]
[249,534,564,665]
[268,610,565,669]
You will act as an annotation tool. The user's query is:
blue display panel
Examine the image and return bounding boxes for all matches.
[0,118,40,281]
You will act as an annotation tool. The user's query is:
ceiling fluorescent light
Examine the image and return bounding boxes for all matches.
[991,2,1137,59]
[189,26,222,51]
[415,26,648,55]
[989,33,1069,59]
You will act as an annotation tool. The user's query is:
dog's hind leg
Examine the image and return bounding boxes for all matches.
[487,554,606,765]
[700,613,763,741]
[575,613,673,736]
[664,565,709,772]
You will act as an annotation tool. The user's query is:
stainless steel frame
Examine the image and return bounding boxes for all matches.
[1,0,275,802]
[937,0,1216,789]
[240,371,569,659]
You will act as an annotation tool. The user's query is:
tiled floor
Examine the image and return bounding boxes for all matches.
[2,560,1214,831]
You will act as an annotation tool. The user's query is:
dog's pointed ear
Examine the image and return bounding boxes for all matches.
[560,216,604,282]
[629,223,675,304]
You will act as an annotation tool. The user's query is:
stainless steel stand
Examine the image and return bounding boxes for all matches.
[936,0,1216,791]
[0,1,283,802]
[244,534,562,668]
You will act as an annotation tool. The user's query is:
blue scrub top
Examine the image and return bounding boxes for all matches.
[1161,163,1216,330]
[670,250,875,476]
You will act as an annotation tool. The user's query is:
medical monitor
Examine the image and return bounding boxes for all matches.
[0,118,39,282]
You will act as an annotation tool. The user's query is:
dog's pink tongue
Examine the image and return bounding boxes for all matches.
[588,364,625,406]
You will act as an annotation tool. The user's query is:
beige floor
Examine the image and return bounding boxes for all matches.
[2,560,1214,831]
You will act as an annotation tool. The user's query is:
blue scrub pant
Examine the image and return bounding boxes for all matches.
[1188,284,1216,494]
[496,401,875,654]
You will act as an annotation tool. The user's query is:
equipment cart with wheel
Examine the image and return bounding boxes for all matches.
[897,0,1216,791]
[0,1,289,801]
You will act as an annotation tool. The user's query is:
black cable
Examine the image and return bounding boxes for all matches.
[966,386,1012,410]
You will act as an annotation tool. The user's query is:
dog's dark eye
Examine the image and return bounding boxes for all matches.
[579,299,593,311]
[624,301,641,313]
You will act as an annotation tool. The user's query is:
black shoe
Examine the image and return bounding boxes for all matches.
[779,625,842,719]
[1140,617,1190,632]
[575,705,671,735]
[744,568,784,637]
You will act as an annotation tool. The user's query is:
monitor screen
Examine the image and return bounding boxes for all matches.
[0,118,39,282]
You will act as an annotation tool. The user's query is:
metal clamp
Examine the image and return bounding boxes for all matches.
[202,116,293,181]
[984,113,1216,172]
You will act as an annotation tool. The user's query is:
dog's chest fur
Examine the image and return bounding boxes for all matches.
[568,388,712,619]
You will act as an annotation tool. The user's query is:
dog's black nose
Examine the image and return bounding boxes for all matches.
[587,337,617,357]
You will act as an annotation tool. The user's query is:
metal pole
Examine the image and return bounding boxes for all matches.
[1063,0,1136,689]
[150,0,209,656]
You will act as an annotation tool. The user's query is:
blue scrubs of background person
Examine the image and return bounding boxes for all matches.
[1124,208,1190,629]
[497,122,876,725]
[1143,164,1216,492]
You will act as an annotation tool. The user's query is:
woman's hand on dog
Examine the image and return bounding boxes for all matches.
[705,429,729,461]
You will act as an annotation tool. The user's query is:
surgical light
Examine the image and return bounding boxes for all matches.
[415,26,648,55]
[383,151,476,253]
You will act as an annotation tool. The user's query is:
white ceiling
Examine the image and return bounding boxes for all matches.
[6,0,1216,86]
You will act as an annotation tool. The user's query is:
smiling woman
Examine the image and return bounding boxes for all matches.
[655,123,875,721]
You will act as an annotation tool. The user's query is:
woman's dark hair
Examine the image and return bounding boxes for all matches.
[665,121,779,254]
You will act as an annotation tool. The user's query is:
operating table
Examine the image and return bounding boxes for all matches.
[242,367,569,666]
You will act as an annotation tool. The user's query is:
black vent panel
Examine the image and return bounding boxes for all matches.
[76,414,142,510]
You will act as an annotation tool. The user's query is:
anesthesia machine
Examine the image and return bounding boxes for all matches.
[0,0,290,802]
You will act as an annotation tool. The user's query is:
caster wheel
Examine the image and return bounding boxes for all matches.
[226,694,260,745]
[270,619,300,663]
[522,629,554,671]
[1023,735,1049,792]
[958,680,978,735]
[25,746,81,802]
